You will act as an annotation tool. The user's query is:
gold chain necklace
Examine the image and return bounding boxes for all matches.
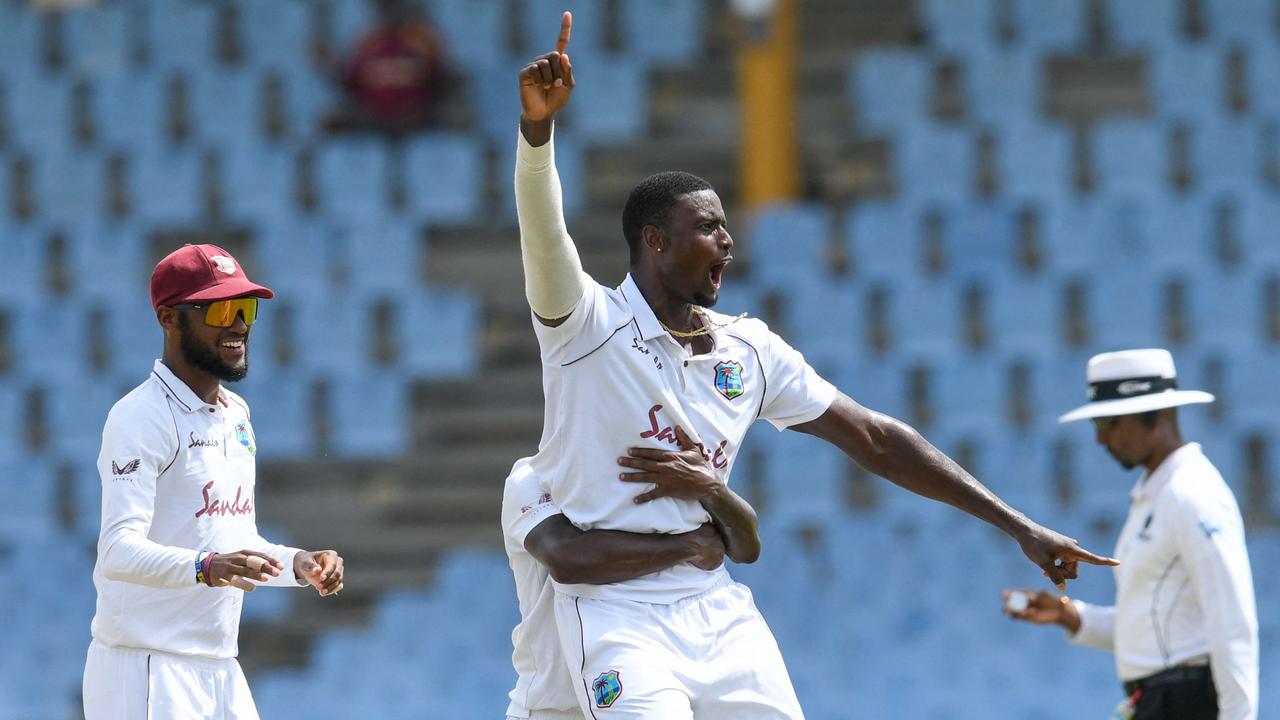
[659,307,748,338]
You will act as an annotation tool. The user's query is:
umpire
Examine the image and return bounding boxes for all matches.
[1004,349,1258,719]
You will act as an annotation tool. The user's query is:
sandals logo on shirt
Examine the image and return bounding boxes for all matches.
[235,421,256,455]
[592,669,623,708]
[713,360,744,400]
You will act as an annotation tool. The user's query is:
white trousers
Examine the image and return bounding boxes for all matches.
[555,579,805,720]
[507,711,587,720]
[83,639,260,720]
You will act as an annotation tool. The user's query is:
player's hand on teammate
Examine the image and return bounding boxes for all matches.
[207,550,283,592]
[619,425,722,503]
[294,549,344,597]
[684,523,727,571]
[1001,588,1082,632]
[519,11,575,123]
[1014,523,1118,591]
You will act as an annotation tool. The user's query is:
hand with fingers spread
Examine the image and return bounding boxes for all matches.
[294,549,344,597]
[1014,523,1118,591]
[618,425,721,504]
[1001,588,1082,633]
[685,523,728,571]
[519,11,576,125]
[205,550,284,592]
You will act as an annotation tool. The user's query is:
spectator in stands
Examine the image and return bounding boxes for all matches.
[82,244,345,720]
[324,0,450,135]
[1005,349,1258,720]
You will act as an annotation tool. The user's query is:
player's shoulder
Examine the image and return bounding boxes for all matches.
[104,377,179,436]
[1163,447,1239,519]
[220,386,251,418]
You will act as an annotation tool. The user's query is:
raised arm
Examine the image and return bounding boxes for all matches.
[791,393,1117,588]
[516,11,587,326]
[525,515,726,585]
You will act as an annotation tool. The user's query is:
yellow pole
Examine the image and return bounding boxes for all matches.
[735,0,799,208]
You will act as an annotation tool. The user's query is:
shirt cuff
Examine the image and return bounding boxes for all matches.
[1068,599,1114,650]
[259,548,308,588]
[517,126,554,170]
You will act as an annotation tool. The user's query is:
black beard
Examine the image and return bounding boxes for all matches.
[692,289,719,307]
[177,313,248,382]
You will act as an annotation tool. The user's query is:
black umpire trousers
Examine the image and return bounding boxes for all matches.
[1130,667,1217,720]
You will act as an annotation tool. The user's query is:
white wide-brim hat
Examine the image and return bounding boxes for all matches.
[1058,348,1215,424]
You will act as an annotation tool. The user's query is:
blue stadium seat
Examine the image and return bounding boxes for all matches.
[1205,0,1273,45]
[848,49,928,135]
[523,0,607,62]
[989,275,1056,355]
[0,452,56,545]
[290,287,370,376]
[0,4,38,74]
[920,0,996,54]
[38,151,104,225]
[997,118,1072,198]
[93,73,167,152]
[1247,42,1280,120]
[1092,272,1161,349]
[948,201,1016,278]
[760,433,848,526]
[103,295,164,381]
[330,0,375,59]
[896,277,963,355]
[6,71,72,154]
[1227,353,1280,430]
[895,121,975,203]
[621,0,705,63]
[134,147,203,225]
[1237,186,1280,265]
[327,374,409,458]
[563,56,648,141]
[236,373,314,460]
[403,132,483,222]
[241,0,310,70]
[399,287,480,379]
[0,223,46,303]
[1091,119,1166,195]
[12,300,88,382]
[776,279,861,369]
[1186,269,1258,349]
[192,68,261,147]
[224,141,296,224]
[316,137,392,221]
[146,0,217,71]
[1038,195,1095,274]
[469,54,527,142]
[65,3,131,77]
[1011,0,1085,51]
[747,203,831,288]
[424,0,505,67]
[1104,0,1181,51]
[254,217,336,298]
[46,380,121,460]
[1149,45,1223,119]
[327,217,421,293]
[967,47,1040,126]
[934,354,1006,433]
[844,198,918,282]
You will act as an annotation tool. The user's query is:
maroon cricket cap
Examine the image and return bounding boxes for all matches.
[150,244,275,310]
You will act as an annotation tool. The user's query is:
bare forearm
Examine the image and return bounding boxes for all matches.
[701,485,761,564]
[544,528,704,585]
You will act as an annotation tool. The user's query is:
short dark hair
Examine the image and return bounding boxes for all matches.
[621,171,714,263]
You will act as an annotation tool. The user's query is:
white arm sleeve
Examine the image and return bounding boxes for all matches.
[247,533,307,588]
[1068,599,1117,651]
[514,126,588,320]
[1173,496,1259,720]
[97,406,197,589]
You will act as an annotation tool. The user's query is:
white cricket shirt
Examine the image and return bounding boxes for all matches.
[91,360,304,660]
[1071,443,1258,719]
[501,458,580,718]
[527,274,837,603]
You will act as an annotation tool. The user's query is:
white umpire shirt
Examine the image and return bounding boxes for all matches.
[1071,442,1258,719]
[501,458,580,718]
[527,272,837,604]
[92,359,305,660]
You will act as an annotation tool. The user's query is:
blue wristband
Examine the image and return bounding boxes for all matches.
[195,552,208,586]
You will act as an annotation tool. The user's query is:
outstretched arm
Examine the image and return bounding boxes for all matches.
[525,515,726,585]
[516,11,587,326]
[792,394,1117,588]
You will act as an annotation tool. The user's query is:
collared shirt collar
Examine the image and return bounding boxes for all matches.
[151,359,218,414]
[1130,441,1202,502]
[620,273,669,342]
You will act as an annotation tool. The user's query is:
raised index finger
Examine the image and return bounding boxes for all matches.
[556,11,572,54]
